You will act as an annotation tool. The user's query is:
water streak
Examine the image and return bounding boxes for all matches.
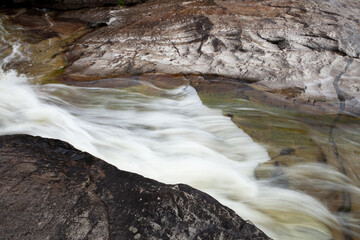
[1,17,360,240]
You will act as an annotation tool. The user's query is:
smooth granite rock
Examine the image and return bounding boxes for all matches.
[2,0,360,113]
[61,0,360,111]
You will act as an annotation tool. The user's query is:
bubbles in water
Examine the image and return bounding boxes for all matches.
[1,17,359,240]
[0,73,349,239]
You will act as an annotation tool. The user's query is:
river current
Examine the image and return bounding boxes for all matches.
[1,16,359,240]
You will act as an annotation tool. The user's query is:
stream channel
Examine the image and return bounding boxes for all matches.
[1,14,360,240]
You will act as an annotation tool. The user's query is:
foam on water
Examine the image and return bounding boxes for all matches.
[0,70,345,240]
[1,17,359,240]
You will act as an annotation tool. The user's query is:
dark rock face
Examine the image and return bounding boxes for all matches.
[6,0,144,9]
[0,134,270,240]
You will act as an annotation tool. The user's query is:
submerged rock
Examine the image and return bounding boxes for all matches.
[0,134,270,240]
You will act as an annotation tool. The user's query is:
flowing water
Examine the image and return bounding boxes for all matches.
[1,16,360,240]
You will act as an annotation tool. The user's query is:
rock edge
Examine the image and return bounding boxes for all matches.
[0,134,270,240]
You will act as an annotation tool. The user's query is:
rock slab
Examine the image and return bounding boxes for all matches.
[61,0,360,111]
[0,134,270,240]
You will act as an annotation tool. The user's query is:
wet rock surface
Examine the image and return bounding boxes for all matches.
[0,134,270,240]
[59,0,360,112]
[0,8,94,82]
[2,0,360,114]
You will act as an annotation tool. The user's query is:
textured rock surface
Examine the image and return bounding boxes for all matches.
[60,0,360,111]
[5,0,144,9]
[0,134,270,240]
[2,0,360,113]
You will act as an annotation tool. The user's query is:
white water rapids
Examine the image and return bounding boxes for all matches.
[1,17,359,240]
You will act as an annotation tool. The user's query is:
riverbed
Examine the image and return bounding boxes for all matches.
[1,12,360,240]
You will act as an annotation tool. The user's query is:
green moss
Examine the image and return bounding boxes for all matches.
[51,67,65,76]
[118,0,125,6]
[39,67,66,84]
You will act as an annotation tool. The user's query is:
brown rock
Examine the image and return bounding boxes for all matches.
[6,0,144,9]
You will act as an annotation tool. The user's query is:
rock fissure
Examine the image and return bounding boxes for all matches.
[329,58,353,173]
[328,58,354,240]
[5,0,358,112]
[172,42,181,56]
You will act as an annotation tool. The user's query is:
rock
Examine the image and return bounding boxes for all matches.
[3,0,360,113]
[0,134,270,240]
[5,0,144,9]
[0,8,97,83]
[60,0,360,112]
